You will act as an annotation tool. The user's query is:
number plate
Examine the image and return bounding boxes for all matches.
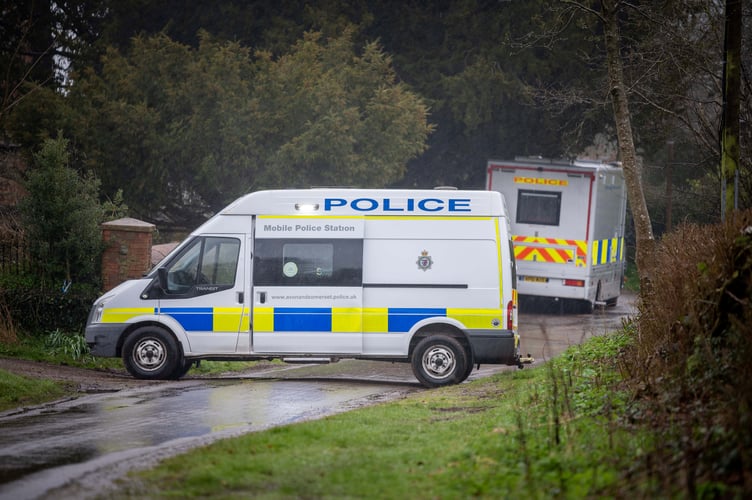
[522,276,549,283]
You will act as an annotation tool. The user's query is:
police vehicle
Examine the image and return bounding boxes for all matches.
[85,189,519,387]
[487,158,628,312]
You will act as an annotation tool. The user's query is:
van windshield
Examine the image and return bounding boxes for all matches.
[164,237,240,294]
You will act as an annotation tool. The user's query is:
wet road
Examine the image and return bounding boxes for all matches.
[0,292,636,500]
[0,379,418,500]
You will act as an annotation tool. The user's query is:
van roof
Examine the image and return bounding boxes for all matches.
[488,158,623,175]
[220,188,505,217]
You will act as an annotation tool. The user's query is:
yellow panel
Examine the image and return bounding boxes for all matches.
[362,308,388,333]
[213,307,243,332]
[253,307,274,332]
[101,308,153,323]
[332,308,362,333]
[447,308,504,330]
[495,219,503,308]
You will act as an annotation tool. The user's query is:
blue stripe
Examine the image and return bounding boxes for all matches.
[160,307,213,331]
[274,308,332,332]
[388,308,446,333]
[607,239,613,262]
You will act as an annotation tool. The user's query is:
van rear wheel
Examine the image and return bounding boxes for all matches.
[123,326,180,380]
[411,335,468,388]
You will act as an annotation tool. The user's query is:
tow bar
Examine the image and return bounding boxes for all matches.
[517,353,535,368]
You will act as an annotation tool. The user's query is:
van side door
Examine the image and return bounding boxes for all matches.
[251,217,364,354]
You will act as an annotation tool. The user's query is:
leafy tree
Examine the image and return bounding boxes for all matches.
[514,0,751,289]
[362,0,585,188]
[0,0,56,138]
[1,1,108,138]
[8,0,747,237]
[250,29,433,189]
[68,29,433,227]
[20,134,124,286]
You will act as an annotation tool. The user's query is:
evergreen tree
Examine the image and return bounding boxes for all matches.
[67,29,432,227]
[20,134,123,285]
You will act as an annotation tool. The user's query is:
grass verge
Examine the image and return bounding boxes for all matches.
[0,332,266,377]
[117,331,650,499]
[0,369,68,412]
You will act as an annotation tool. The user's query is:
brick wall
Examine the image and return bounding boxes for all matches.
[101,218,156,292]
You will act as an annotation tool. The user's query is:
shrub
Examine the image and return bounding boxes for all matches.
[0,278,99,334]
[623,209,752,497]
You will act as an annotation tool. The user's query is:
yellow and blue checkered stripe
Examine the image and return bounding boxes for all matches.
[592,237,625,265]
[102,307,249,332]
[102,306,504,333]
[253,307,505,333]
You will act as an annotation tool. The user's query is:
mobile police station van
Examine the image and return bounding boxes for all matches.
[85,189,520,387]
[486,158,627,313]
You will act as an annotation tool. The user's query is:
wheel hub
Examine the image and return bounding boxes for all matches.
[422,346,455,379]
[134,339,166,371]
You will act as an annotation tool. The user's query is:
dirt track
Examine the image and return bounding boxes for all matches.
[0,358,143,394]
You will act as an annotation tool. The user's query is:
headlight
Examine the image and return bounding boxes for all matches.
[93,303,105,323]
[87,295,112,325]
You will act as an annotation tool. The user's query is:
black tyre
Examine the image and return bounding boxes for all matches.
[169,359,194,379]
[411,335,469,388]
[122,326,181,380]
[579,299,594,314]
[460,358,475,383]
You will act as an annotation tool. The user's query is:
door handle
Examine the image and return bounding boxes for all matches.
[259,291,266,304]
[237,291,244,303]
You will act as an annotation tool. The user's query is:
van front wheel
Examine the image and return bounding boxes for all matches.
[411,335,468,388]
[123,326,180,380]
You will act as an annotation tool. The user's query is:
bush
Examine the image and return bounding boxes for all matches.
[623,209,752,497]
[0,278,99,334]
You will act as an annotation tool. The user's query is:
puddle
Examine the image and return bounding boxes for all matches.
[0,378,416,500]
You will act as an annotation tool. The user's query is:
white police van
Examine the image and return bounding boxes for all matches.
[85,189,519,387]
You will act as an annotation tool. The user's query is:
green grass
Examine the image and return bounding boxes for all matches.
[118,331,652,499]
[0,331,122,370]
[0,332,266,376]
[0,368,68,412]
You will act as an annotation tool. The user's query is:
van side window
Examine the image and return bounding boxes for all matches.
[165,237,240,294]
[254,239,362,286]
[516,190,562,226]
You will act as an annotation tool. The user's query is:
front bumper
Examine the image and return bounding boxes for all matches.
[85,323,128,357]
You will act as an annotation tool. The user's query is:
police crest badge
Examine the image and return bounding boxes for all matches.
[416,250,433,271]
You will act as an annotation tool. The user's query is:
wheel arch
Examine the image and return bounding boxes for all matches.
[116,321,185,359]
[408,322,473,364]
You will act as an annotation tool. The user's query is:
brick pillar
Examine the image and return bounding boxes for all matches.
[101,218,156,292]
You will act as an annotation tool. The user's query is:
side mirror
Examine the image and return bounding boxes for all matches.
[157,267,169,291]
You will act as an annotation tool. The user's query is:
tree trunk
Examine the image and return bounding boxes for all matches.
[721,0,742,219]
[600,0,656,294]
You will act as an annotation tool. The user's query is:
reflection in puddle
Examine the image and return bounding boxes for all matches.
[0,379,402,492]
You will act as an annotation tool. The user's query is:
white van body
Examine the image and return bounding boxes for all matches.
[486,158,627,312]
[85,189,519,387]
